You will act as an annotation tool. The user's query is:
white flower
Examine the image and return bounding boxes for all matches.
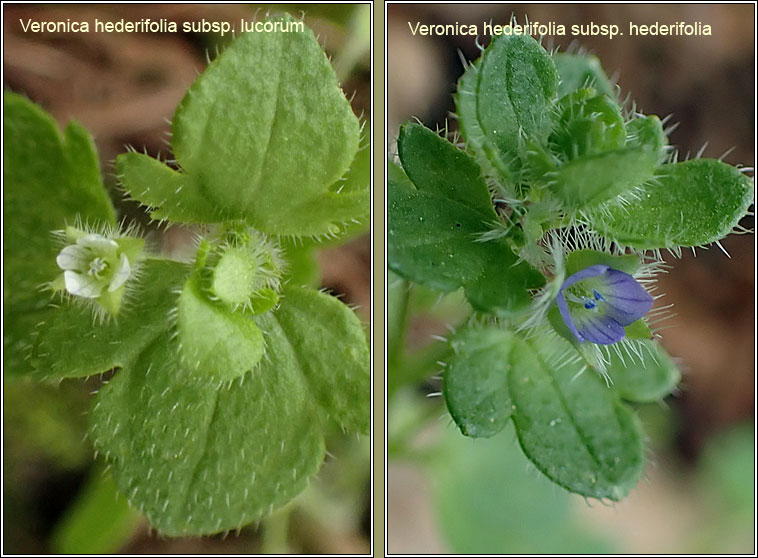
[56,233,133,298]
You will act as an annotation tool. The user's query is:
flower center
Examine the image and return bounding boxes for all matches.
[88,257,108,278]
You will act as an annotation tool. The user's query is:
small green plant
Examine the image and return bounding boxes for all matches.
[388,31,752,501]
[4,13,369,536]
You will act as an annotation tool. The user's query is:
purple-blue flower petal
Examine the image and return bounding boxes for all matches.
[556,263,654,345]
[556,289,584,343]
[573,309,626,345]
[596,268,654,326]
[560,264,609,290]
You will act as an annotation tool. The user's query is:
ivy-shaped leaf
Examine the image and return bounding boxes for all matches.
[31,258,368,534]
[30,260,190,380]
[443,328,514,438]
[590,159,754,249]
[273,286,370,434]
[509,334,646,500]
[89,329,325,536]
[117,14,363,237]
[397,122,497,220]
[443,327,651,500]
[388,157,544,316]
[3,92,115,376]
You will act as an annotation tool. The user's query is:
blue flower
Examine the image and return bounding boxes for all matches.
[556,264,653,345]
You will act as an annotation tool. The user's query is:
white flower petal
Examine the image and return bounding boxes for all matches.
[108,254,131,292]
[64,270,102,298]
[56,245,89,271]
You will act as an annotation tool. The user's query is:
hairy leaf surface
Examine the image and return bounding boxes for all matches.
[117,15,363,237]
[3,92,115,376]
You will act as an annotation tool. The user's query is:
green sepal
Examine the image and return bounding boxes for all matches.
[177,275,265,383]
[623,319,653,340]
[590,159,754,249]
[565,249,641,276]
[626,115,668,164]
[248,287,280,315]
[550,88,626,160]
[606,340,680,402]
[552,52,615,98]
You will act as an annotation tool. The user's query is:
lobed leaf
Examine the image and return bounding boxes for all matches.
[273,286,370,433]
[590,159,754,249]
[31,260,190,380]
[89,329,325,536]
[117,14,364,237]
[508,335,645,500]
[3,92,115,375]
[443,328,515,438]
[397,122,497,220]
[388,161,543,315]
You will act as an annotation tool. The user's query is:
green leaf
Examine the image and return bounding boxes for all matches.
[508,335,645,500]
[456,34,558,182]
[273,286,370,433]
[397,123,497,220]
[51,470,141,554]
[117,14,364,237]
[388,162,544,315]
[443,328,514,438]
[463,255,545,316]
[606,340,680,402]
[552,52,615,98]
[3,92,115,376]
[177,275,265,382]
[547,144,658,208]
[31,260,190,380]
[590,159,754,249]
[89,329,325,536]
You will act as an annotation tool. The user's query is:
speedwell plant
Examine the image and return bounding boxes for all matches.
[4,14,369,536]
[388,32,753,500]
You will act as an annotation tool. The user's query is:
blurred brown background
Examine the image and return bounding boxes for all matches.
[388,3,754,553]
[3,3,370,554]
